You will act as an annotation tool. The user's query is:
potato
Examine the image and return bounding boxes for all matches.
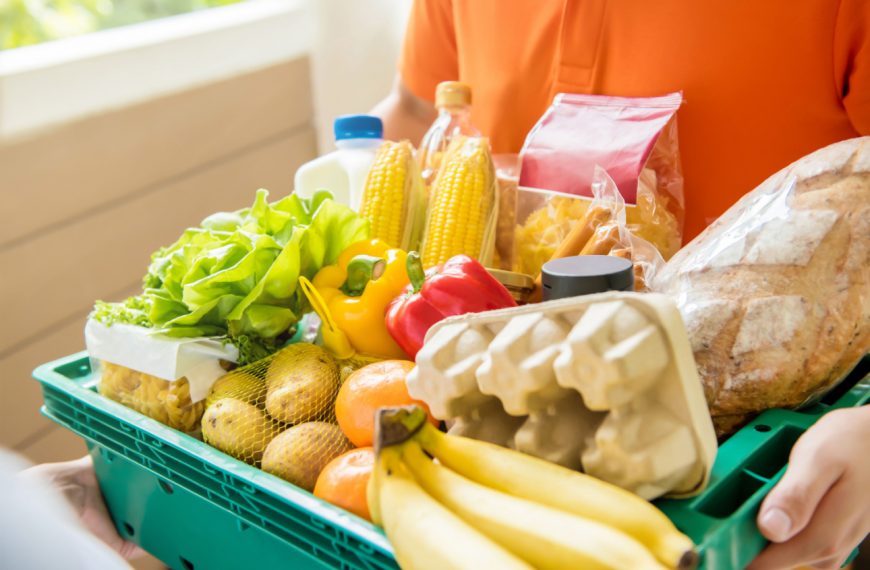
[261,422,352,491]
[202,398,278,463]
[265,344,340,423]
[207,371,267,407]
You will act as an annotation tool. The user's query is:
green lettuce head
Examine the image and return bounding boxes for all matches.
[93,189,369,363]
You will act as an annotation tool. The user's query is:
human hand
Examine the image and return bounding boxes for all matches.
[748,406,870,570]
[20,455,143,560]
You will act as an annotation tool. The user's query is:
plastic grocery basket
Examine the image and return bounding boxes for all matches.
[658,355,869,570]
[34,353,869,570]
[35,352,397,570]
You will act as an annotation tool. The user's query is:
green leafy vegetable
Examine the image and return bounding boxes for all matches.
[92,297,152,328]
[92,189,369,362]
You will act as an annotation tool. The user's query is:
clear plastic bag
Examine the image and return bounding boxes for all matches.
[98,361,209,435]
[653,137,870,434]
[493,154,520,271]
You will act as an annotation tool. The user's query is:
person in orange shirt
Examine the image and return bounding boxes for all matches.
[374,0,870,241]
[372,2,870,569]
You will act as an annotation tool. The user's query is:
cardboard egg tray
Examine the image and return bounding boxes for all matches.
[407,291,718,499]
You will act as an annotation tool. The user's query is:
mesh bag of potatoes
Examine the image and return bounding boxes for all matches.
[99,361,207,434]
[201,342,355,491]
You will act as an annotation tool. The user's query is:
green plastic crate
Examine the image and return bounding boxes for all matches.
[658,355,869,570]
[34,353,868,570]
[35,352,397,570]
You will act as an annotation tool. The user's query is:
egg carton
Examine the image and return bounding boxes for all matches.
[407,292,717,499]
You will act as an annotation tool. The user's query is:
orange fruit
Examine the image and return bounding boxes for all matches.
[335,360,438,447]
[314,447,375,521]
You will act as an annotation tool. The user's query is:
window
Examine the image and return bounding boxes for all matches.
[1,0,248,49]
[0,0,308,139]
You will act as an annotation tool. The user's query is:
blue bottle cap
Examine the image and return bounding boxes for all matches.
[334,115,383,141]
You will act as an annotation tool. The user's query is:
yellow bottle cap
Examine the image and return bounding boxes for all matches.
[436,81,472,108]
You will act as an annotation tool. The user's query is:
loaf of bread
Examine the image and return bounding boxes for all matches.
[654,138,870,434]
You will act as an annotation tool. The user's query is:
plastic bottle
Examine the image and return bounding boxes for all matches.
[418,81,481,186]
[294,115,383,209]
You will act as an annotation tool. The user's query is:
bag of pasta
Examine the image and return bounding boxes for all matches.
[519,92,684,260]
[87,319,239,434]
[517,167,664,296]
[98,362,208,434]
[201,342,354,491]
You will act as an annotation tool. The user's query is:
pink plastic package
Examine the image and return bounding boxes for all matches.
[519,92,685,259]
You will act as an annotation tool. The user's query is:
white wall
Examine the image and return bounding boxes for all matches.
[308,0,412,153]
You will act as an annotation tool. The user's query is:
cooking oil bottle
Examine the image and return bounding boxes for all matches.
[417,81,480,187]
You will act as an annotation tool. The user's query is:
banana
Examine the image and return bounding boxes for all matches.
[366,456,383,527]
[401,441,665,570]
[373,446,532,570]
[414,421,697,569]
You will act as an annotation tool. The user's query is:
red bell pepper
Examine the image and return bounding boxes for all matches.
[385,252,517,359]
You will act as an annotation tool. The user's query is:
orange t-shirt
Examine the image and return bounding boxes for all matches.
[400,0,870,240]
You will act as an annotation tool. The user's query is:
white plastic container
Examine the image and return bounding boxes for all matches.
[294,115,383,209]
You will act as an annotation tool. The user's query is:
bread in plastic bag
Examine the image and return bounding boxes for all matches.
[200,342,353,490]
[519,92,684,260]
[653,137,870,434]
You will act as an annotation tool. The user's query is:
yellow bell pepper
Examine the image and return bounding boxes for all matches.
[312,239,410,359]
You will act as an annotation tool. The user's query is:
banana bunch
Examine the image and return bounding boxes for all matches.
[368,407,698,570]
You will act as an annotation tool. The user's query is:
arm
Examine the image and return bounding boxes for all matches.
[20,455,142,561]
[748,406,870,570]
[371,76,436,145]
[375,0,455,144]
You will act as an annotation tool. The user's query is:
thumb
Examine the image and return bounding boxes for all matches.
[757,434,841,543]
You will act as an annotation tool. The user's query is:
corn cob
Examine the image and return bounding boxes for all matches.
[422,136,495,267]
[359,140,423,249]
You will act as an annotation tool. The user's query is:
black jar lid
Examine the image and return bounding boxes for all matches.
[541,255,634,301]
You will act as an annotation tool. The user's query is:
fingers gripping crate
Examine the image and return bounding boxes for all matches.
[35,353,397,570]
[35,353,868,570]
[657,355,869,570]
